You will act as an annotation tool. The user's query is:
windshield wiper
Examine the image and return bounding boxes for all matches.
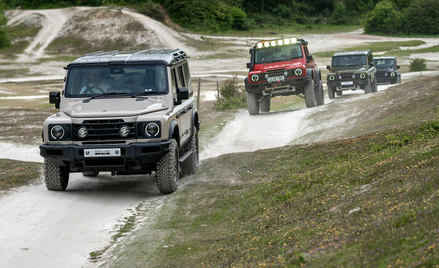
[83,92,127,102]
[131,91,161,98]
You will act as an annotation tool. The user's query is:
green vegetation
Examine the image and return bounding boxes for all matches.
[103,76,439,267]
[410,58,427,72]
[0,159,42,191]
[314,40,426,58]
[214,76,246,111]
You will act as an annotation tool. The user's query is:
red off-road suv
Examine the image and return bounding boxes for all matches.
[244,37,324,115]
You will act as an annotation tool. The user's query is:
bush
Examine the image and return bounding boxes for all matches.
[214,76,246,111]
[364,1,404,34]
[406,0,439,35]
[409,58,427,72]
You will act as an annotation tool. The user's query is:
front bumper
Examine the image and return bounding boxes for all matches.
[40,141,172,173]
[327,79,368,91]
[246,76,311,96]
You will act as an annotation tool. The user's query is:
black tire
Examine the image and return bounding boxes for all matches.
[156,139,179,194]
[260,96,271,112]
[304,80,317,108]
[246,91,260,115]
[82,171,99,177]
[372,77,378,93]
[44,159,69,191]
[328,86,335,99]
[315,83,324,106]
[364,79,372,94]
[181,128,199,176]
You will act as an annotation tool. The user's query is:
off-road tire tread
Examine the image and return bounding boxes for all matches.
[328,86,335,99]
[304,80,317,108]
[44,159,69,191]
[364,79,372,94]
[156,139,179,194]
[181,128,199,176]
[246,91,260,115]
[260,96,270,112]
[372,78,378,93]
[316,83,324,106]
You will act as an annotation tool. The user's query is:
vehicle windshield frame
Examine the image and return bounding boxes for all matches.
[254,43,303,64]
[64,64,169,98]
[374,59,396,68]
[332,55,367,67]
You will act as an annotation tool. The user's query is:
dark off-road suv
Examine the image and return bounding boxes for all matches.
[245,37,324,115]
[374,56,401,84]
[40,49,200,194]
[326,50,377,98]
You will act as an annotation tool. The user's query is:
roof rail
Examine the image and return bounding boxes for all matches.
[83,50,119,57]
[133,49,149,55]
[149,49,165,54]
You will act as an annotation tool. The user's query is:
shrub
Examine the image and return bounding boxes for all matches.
[409,58,427,72]
[406,0,439,35]
[364,1,404,34]
[214,76,246,111]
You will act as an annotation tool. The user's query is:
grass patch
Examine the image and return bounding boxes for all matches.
[0,159,42,191]
[314,40,426,58]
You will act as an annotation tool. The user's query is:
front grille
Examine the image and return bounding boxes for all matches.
[339,73,355,80]
[377,72,387,78]
[266,69,290,77]
[74,119,135,141]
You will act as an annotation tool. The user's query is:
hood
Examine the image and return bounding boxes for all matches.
[63,97,168,118]
[330,66,367,74]
[376,67,396,71]
[254,60,303,72]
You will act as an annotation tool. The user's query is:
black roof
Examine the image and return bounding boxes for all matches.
[374,56,397,60]
[65,49,188,69]
[333,50,372,57]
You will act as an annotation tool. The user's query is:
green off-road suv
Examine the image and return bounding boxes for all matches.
[39,49,200,194]
[326,50,377,98]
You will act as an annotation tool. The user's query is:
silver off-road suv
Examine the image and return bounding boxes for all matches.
[40,49,200,194]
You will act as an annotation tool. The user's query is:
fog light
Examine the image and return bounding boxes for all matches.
[119,125,130,138]
[77,126,88,139]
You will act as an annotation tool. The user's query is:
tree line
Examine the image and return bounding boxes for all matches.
[0,0,438,49]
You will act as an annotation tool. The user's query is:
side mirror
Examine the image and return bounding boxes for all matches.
[370,62,374,67]
[327,65,331,70]
[246,62,250,68]
[307,54,314,61]
[175,87,189,105]
[49,91,60,109]
[397,65,400,69]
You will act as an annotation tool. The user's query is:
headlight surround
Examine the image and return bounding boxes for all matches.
[145,122,160,137]
[50,125,65,140]
[359,73,367,79]
[390,72,396,77]
[119,125,130,138]
[328,75,336,81]
[77,126,88,139]
[251,74,260,82]
[294,68,303,76]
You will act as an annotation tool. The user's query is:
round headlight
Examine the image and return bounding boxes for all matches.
[264,42,269,48]
[328,75,335,81]
[271,41,276,46]
[295,68,303,76]
[390,72,396,77]
[77,126,88,139]
[251,74,259,82]
[119,125,130,138]
[50,125,65,140]
[360,73,366,79]
[257,43,263,48]
[145,123,160,137]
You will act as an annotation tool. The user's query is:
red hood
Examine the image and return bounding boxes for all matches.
[252,59,304,73]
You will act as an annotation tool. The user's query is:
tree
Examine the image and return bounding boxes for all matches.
[364,1,404,34]
[0,10,9,49]
[406,0,439,35]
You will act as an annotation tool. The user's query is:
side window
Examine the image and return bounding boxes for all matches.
[171,68,178,101]
[183,63,192,94]
[177,65,185,87]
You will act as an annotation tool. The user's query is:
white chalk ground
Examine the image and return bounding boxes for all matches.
[0,6,439,268]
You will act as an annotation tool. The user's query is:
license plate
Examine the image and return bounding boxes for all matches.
[84,148,121,157]
[267,76,284,83]
[341,81,353,85]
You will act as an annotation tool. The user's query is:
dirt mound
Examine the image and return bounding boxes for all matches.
[49,8,160,54]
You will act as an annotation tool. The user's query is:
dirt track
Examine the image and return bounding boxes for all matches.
[1,7,439,268]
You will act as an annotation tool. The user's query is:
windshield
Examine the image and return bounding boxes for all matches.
[332,55,367,67]
[65,65,168,98]
[374,59,395,67]
[254,43,303,64]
